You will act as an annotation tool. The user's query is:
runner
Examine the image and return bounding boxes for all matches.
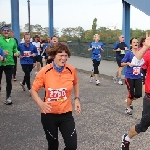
[32,35,42,75]
[46,35,58,64]
[121,32,150,150]
[113,35,128,85]
[138,37,150,92]
[30,42,81,150]
[18,33,37,94]
[9,30,18,81]
[121,38,142,115]
[88,34,104,85]
[0,25,19,104]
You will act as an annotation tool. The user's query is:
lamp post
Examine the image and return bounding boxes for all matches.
[27,0,30,33]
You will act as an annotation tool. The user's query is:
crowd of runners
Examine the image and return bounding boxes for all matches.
[1,25,150,150]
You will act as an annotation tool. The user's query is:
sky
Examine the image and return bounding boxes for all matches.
[0,0,150,32]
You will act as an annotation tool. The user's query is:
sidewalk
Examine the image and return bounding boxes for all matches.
[67,56,124,79]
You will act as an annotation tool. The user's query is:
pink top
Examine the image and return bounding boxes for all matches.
[138,47,150,69]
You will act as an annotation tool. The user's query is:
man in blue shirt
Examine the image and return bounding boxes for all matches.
[88,34,104,85]
[18,33,38,94]
[113,35,128,85]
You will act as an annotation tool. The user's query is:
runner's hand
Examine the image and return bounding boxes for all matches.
[127,62,133,67]
[0,55,3,61]
[75,99,81,114]
[38,101,52,114]
[31,53,36,57]
[14,53,19,57]
[4,50,9,55]
[145,32,150,48]
[19,55,24,59]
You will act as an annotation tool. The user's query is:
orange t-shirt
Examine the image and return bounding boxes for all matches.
[32,63,78,114]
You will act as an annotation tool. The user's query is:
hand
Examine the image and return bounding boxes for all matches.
[92,46,95,49]
[4,50,9,55]
[75,99,81,114]
[98,45,101,49]
[0,55,3,61]
[19,55,24,59]
[14,53,19,57]
[145,32,150,48]
[116,48,121,51]
[125,47,128,50]
[38,100,52,114]
[31,53,36,57]
[127,62,133,67]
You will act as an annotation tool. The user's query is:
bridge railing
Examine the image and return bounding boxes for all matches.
[66,42,116,61]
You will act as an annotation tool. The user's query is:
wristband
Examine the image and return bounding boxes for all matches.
[74,97,80,101]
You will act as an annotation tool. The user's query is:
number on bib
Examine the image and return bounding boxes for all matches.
[133,67,141,75]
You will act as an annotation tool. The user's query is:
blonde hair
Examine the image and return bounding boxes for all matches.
[93,34,100,40]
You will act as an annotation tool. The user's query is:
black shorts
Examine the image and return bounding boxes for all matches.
[125,78,142,99]
[116,59,122,67]
[135,94,150,133]
[21,64,33,72]
[141,68,147,84]
[33,55,42,63]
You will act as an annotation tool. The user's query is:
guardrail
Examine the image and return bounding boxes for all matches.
[66,42,116,61]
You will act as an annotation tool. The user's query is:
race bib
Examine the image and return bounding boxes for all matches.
[23,51,31,57]
[47,88,67,102]
[133,67,141,75]
[120,50,125,54]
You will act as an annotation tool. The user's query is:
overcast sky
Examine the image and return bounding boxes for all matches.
[0,0,150,31]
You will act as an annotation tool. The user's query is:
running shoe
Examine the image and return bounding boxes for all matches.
[125,99,133,110]
[118,80,123,85]
[90,76,93,83]
[113,77,118,83]
[4,97,13,105]
[96,80,100,85]
[125,108,132,115]
[20,82,26,91]
[13,78,17,81]
[121,134,130,150]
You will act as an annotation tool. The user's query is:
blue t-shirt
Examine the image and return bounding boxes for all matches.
[113,42,128,60]
[18,43,38,64]
[42,42,52,56]
[121,50,141,79]
[88,42,104,61]
[0,47,5,58]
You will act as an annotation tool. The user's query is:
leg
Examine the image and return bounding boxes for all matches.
[41,113,59,150]
[0,66,4,90]
[13,56,17,80]
[134,78,142,99]
[121,95,150,149]
[59,113,77,150]
[125,78,134,115]
[3,66,13,103]
[36,56,41,72]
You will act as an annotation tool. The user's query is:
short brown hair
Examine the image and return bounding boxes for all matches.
[46,42,71,58]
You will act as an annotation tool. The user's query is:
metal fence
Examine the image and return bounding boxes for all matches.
[66,42,116,61]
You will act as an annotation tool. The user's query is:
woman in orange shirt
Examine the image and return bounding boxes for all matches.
[30,42,81,150]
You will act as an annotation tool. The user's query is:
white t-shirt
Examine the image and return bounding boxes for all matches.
[32,42,41,55]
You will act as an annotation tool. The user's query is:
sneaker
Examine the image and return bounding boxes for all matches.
[4,97,12,105]
[121,134,130,150]
[20,82,26,91]
[13,78,17,81]
[90,76,93,83]
[118,80,123,85]
[130,105,133,110]
[113,77,118,83]
[96,80,100,85]
[125,108,132,115]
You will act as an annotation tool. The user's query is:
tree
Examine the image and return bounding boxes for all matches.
[92,18,97,35]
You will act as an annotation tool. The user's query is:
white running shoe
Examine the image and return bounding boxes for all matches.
[90,77,93,83]
[96,80,100,85]
[118,80,123,85]
[20,82,26,91]
[4,97,12,105]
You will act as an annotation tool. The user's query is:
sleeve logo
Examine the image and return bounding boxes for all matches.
[47,88,67,102]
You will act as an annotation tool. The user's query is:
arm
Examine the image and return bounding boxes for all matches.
[73,69,81,114]
[100,43,104,52]
[88,43,94,51]
[121,51,132,67]
[112,42,120,52]
[30,69,51,114]
[13,40,20,56]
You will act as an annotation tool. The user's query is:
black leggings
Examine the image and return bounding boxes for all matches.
[0,65,13,98]
[41,112,77,150]
[13,56,17,78]
[21,64,33,90]
[92,59,100,74]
